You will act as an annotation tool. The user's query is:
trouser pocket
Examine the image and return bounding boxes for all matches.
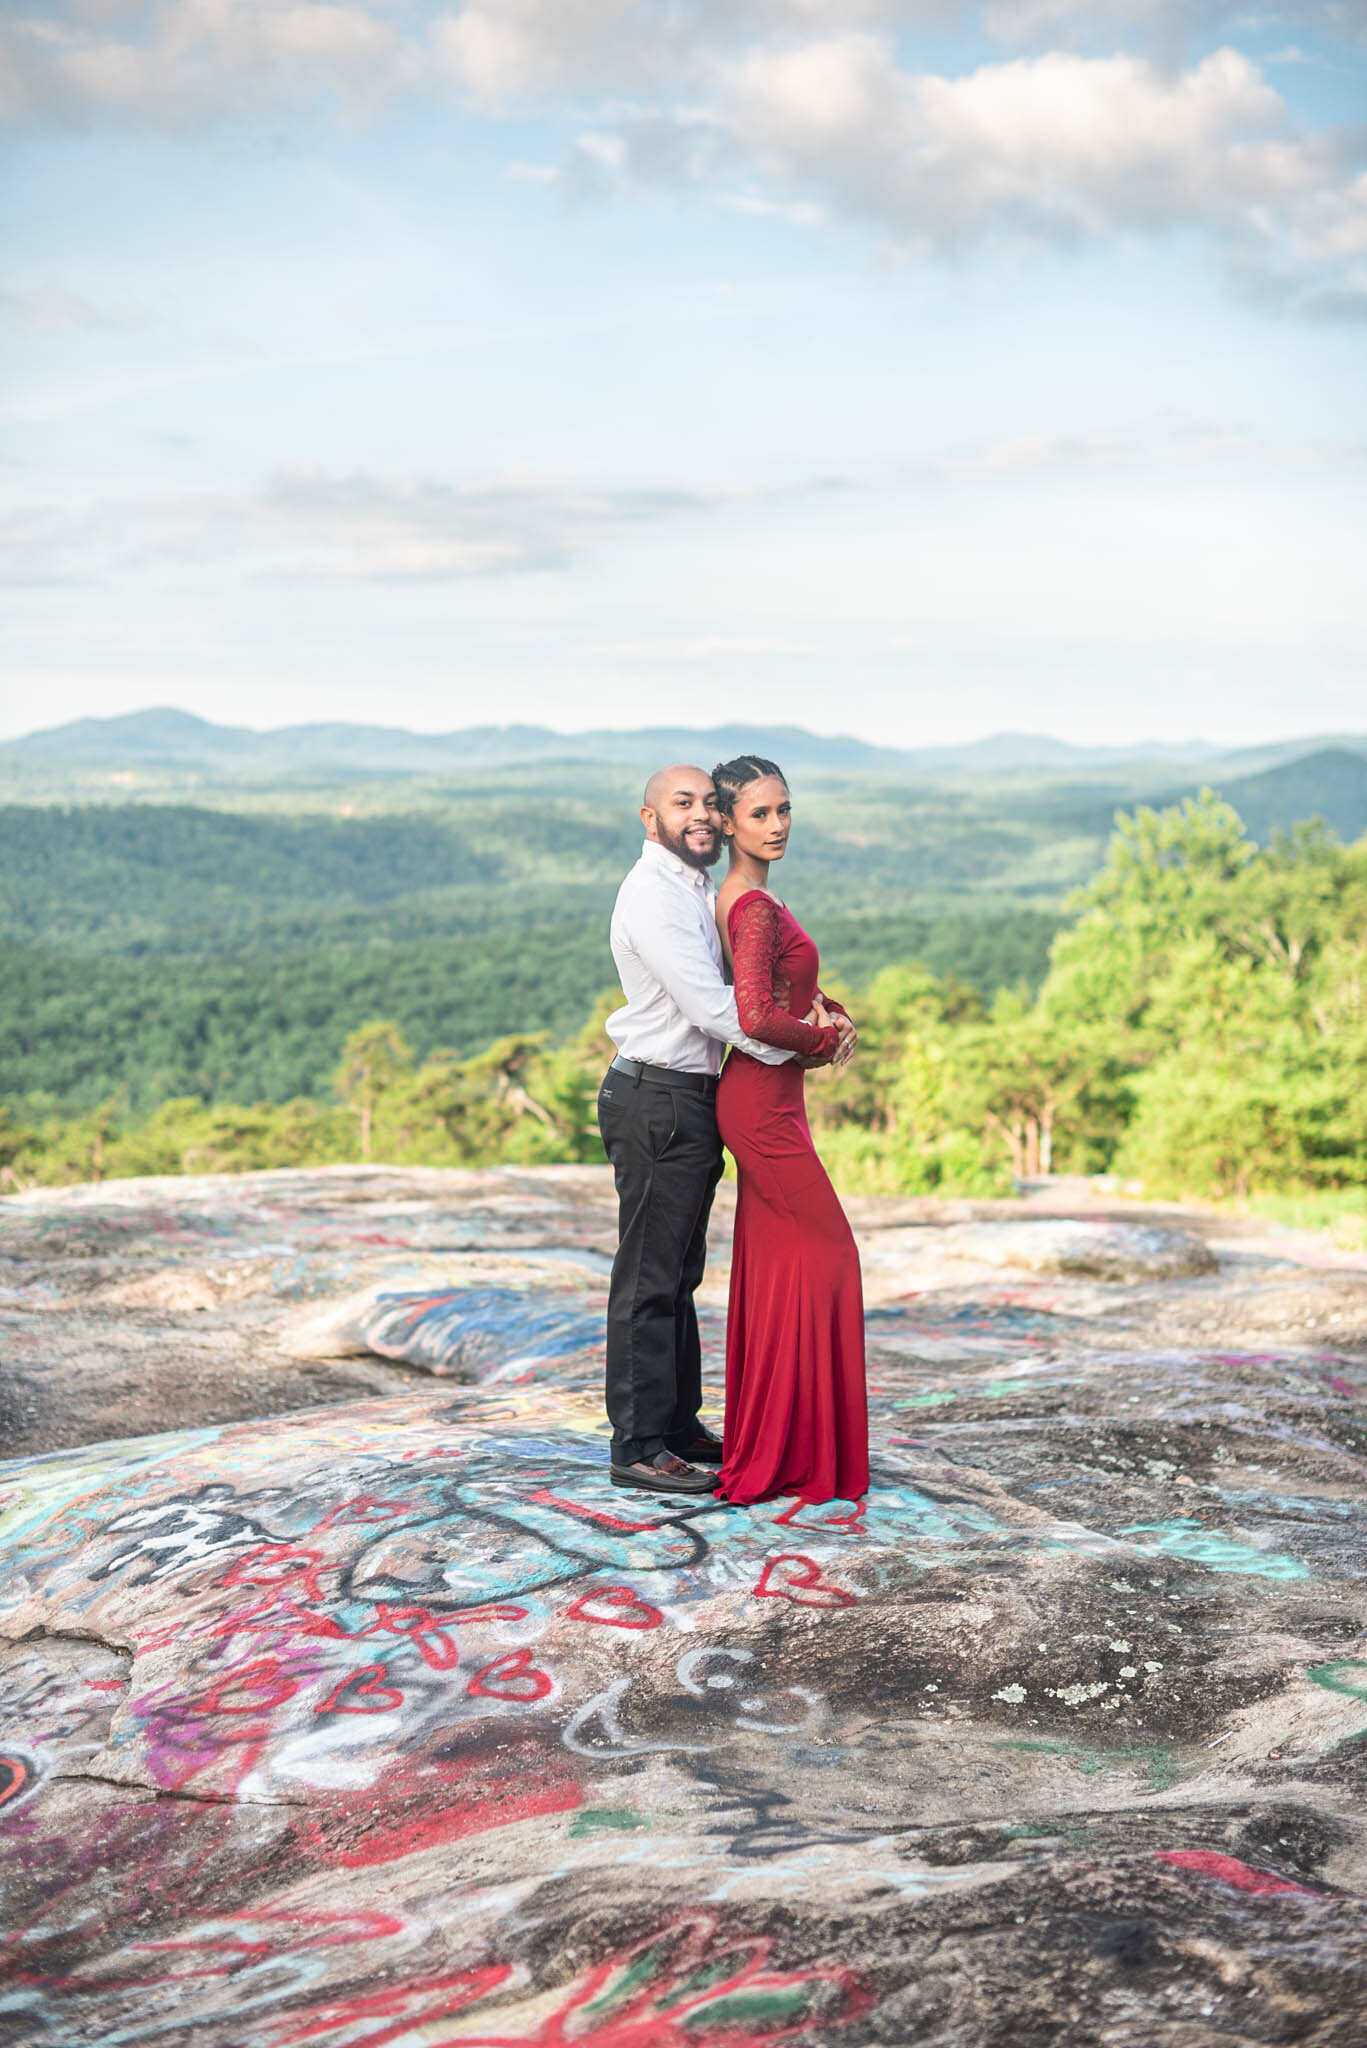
[649,1088,680,1160]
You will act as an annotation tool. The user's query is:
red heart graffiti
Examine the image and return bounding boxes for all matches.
[467,1649,553,1703]
[194,1658,299,1715]
[566,1585,663,1631]
[316,1664,405,1715]
[753,1554,856,1609]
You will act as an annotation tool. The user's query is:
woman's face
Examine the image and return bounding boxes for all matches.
[725,774,792,862]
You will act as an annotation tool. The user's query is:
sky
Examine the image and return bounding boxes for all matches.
[1,1,1365,750]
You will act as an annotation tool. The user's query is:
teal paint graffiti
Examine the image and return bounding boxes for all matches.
[1119,1520,1309,1581]
[1307,1660,1367,1704]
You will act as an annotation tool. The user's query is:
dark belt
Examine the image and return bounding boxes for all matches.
[609,1055,717,1096]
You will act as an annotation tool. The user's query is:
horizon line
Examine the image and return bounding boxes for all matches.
[10,702,1360,754]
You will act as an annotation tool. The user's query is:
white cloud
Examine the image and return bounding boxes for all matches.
[2,5,1363,314]
[0,1,417,125]
[430,1,961,102]
[0,465,731,586]
[721,190,829,225]
[431,0,646,100]
[944,419,1367,472]
[712,43,1325,245]
[9,3,1362,130]
[565,38,1367,310]
[576,633,816,658]
[0,0,685,119]
[5,425,1358,588]
[0,283,141,330]
[984,2,1367,48]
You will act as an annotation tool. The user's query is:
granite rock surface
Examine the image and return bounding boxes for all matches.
[1,1165,1365,2047]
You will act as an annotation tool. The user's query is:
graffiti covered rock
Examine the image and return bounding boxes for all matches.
[1,1166,1366,2045]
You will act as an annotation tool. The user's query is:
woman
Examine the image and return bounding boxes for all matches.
[711,754,868,1505]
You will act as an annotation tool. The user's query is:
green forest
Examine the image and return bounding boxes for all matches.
[9,742,1365,1120]
[5,793,1365,1224]
[0,774,1079,1112]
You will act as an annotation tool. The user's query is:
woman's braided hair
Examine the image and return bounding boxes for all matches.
[711,754,786,818]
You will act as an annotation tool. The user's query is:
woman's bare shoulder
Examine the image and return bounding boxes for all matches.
[717,878,779,931]
[718,875,780,907]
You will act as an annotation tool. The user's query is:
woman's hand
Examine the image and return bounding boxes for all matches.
[806,992,857,1069]
[800,998,855,1071]
[798,998,833,1067]
[832,1011,857,1069]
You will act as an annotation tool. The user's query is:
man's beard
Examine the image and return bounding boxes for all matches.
[657,817,721,871]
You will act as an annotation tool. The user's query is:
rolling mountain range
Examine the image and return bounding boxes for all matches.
[5,705,1365,787]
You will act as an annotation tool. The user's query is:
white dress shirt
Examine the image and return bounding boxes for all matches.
[606,840,791,1074]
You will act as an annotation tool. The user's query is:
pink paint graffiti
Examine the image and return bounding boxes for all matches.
[193,1657,299,1717]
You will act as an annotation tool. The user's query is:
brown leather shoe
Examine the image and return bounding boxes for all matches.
[610,1450,716,1495]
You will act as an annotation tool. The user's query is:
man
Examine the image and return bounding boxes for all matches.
[598,763,824,1495]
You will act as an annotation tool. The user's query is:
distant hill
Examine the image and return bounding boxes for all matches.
[2,708,909,779]
[0,801,633,953]
[1038,747,1367,848]
[12,708,265,768]
[9,706,1361,788]
[1204,747,1367,846]
[899,731,1224,773]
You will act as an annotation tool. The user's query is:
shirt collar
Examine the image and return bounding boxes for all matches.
[640,837,714,893]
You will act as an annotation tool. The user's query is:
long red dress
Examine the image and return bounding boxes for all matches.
[715,890,868,1505]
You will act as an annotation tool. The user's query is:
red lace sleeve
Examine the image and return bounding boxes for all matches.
[729,895,840,1058]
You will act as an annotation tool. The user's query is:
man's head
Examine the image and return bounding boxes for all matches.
[641,763,722,871]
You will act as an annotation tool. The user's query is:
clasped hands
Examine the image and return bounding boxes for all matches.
[801,998,857,1070]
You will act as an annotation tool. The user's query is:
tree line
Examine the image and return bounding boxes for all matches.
[3,795,1364,1207]
[0,910,1059,1112]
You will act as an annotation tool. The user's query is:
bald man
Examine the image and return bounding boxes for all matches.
[598,764,796,1494]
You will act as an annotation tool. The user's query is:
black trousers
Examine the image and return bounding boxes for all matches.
[597,1065,724,1466]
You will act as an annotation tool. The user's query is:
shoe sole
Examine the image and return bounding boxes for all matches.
[610,1469,716,1495]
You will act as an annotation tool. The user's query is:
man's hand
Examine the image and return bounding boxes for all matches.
[799,999,857,1070]
[798,998,838,1069]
